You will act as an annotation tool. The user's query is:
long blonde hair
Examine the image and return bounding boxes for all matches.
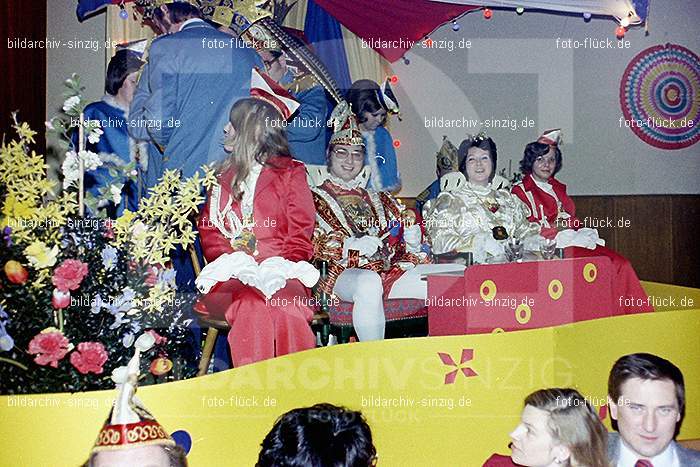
[219,98,291,201]
[524,388,609,467]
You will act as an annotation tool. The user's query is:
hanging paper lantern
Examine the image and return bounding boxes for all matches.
[452,21,460,32]
[483,8,493,19]
[393,140,401,148]
[516,7,524,15]
[390,75,399,84]
[119,8,129,20]
[583,12,592,20]
[402,56,410,65]
[615,26,626,39]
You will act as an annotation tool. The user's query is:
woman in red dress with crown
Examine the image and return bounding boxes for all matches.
[511,129,652,314]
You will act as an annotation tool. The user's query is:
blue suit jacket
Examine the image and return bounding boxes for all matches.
[279,70,330,165]
[129,20,263,186]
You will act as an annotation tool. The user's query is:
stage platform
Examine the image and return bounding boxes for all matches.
[1,282,698,466]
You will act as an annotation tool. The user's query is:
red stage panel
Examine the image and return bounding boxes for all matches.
[428,257,614,336]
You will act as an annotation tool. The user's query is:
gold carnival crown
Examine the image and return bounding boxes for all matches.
[328,101,365,147]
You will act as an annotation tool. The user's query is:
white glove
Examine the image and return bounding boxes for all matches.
[342,235,383,259]
[403,224,422,253]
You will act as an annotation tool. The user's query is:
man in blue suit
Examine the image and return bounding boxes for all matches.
[259,48,330,165]
[129,1,263,186]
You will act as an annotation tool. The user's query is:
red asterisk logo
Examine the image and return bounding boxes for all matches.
[438,349,478,385]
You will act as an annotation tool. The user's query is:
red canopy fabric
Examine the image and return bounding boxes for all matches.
[313,0,478,62]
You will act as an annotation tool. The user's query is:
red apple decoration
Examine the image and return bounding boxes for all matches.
[150,357,173,376]
[4,260,28,285]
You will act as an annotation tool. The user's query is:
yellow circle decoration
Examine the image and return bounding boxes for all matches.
[492,327,505,333]
[480,280,497,301]
[515,304,532,324]
[583,263,597,283]
[548,279,563,300]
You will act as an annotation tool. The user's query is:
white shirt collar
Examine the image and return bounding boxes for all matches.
[178,18,206,31]
[618,438,678,467]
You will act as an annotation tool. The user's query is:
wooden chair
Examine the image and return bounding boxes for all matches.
[188,246,230,376]
[192,250,331,375]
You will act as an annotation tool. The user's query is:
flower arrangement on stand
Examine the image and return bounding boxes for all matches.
[0,112,216,394]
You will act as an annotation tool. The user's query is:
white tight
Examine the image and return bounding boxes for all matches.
[333,268,385,341]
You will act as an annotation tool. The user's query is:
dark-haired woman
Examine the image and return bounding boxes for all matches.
[512,129,653,314]
[424,134,541,263]
[346,79,401,192]
[195,71,317,366]
[77,49,146,216]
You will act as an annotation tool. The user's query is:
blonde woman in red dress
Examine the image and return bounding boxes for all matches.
[195,70,318,366]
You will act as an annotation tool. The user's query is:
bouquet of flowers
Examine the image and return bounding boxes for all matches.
[0,114,216,394]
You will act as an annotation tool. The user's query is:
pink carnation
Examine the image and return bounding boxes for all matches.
[28,331,71,368]
[70,342,108,375]
[52,259,89,292]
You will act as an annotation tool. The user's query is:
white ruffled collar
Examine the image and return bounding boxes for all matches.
[327,171,367,190]
[239,162,263,219]
[459,181,498,197]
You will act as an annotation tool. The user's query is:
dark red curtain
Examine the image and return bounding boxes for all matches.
[0,1,47,150]
[313,0,478,62]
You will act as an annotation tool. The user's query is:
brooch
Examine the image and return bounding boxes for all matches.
[492,226,509,241]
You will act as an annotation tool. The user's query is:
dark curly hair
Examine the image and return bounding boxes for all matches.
[458,135,498,183]
[152,2,201,24]
[105,50,145,96]
[346,80,386,126]
[256,403,377,467]
[519,141,562,177]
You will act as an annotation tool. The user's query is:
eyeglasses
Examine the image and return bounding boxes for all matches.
[534,156,556,166]
[332,148,364,162]
[262,55,281,69]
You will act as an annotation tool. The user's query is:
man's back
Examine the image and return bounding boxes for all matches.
[130,20,263,184]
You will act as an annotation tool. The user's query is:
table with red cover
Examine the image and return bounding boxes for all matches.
[427,257,614,336]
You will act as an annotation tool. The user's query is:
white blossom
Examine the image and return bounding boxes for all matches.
[110,184,122,205]
[62,96,80,112]
[61,151,80,189]
[87,127,103,144]
[80,150,103,171]
[61,150,104,189]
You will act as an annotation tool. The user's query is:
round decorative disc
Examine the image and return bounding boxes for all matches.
[620,43,700,149]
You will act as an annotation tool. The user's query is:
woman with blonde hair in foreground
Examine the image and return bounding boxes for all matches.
[484,388,609,467]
